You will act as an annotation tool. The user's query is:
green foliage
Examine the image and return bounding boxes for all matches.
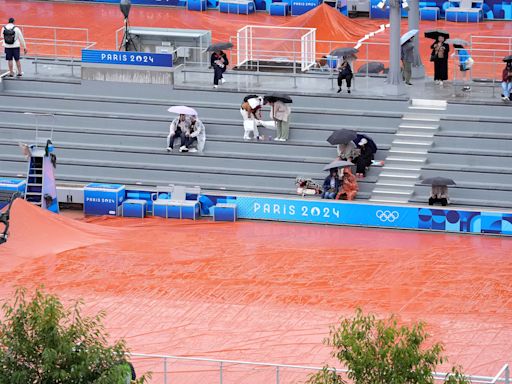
[444,366,472,384]
[0,287,149,384]
[321,308,469,384]
[306,365,346,384]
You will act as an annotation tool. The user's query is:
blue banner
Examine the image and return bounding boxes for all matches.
[82,50,173,68]
[76,0,180,5]
[234,196,512,235]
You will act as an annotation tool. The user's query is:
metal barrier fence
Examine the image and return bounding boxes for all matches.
[128,352,510,384]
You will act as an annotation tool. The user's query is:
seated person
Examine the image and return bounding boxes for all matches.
[354,138,374,178]
[179,115,206,153]
[322,168,340,199]
[167,114,189,152]
[336,167,358,201]
[429,185,449,206]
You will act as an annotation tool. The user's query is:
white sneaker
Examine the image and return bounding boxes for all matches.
[439,81,443,86]
[504,96,510,101]
[179,146,188,152]
[166,147,173,152]
[189,148,197,152]
[213,85,218,89]
[274,137,280,141]
[220,78,226,84]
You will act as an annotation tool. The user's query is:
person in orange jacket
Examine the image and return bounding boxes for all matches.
[336,167,358,201]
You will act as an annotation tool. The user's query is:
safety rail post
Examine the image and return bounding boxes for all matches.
[54,29,57,57]
[505,365,510,384]
[492,50,496,98]
[219,361,223,384]
[163,357,168,384]
[276,366,280,384]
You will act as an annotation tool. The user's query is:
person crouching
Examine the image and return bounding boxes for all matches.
[336,167,358,201]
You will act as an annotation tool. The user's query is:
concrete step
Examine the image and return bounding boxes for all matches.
[409,98,448,111]
[369,197,409,204]
[372,188,414,195]
[398,123,439,130]
[375,180,416,188]
[379,172,419,179]
[402,114,441,122]
[384,156,427,165]
[396,132,434,139]
[392,139,433,146]
[388,148,429,155]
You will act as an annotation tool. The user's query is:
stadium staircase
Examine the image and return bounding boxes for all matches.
[0,78,511,208]
[370,99,445,204]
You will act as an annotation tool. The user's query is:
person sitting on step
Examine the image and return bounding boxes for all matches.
[336,167,358,201]
[167,114,189,152]
[180,115,206,153]
[428,185,449,206]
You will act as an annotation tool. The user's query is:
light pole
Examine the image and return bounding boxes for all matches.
[408,0,425,78]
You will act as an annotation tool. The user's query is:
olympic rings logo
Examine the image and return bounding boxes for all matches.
[375,210,400,222]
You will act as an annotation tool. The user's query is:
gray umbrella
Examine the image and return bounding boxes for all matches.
[323,160,354,171]
[445,38,470,47]
[327,129,357,145]
[357,62,385,74]
[503,55,512,62]
[421,177,456,186]
[206,42,233,52]
[329,47,359,57]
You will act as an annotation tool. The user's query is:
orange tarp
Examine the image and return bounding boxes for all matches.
[1,199,512,382]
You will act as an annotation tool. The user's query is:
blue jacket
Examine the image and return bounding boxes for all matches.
[323,175,340,193]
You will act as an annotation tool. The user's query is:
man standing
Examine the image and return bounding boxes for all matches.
[1,18,27,77]
[401,38,414,86]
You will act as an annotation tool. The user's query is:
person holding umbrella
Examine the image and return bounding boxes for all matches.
[422,177,455,206]
[265,93,292,142]
[501,56,512,101]
[401,38,415,86]
[337,56,353,94]
[208,42,232,88]
[427,30,450,86]
[322,168,340,199]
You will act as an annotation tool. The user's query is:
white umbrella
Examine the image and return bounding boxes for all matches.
[167,106,198,116]
[401,29,419,45]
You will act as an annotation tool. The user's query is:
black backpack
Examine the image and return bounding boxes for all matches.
[3,27,15,45]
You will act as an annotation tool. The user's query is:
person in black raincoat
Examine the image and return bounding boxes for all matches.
[430,35,449,85]
[354,138,374,178]
[211,50,229,88]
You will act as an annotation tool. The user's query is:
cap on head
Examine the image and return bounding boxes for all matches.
[8,17,15,23]
[358,138,368,146]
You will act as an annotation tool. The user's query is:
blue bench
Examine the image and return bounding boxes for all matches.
[219,0,255,14]
[213,203,237,222]
[121,199,147,218]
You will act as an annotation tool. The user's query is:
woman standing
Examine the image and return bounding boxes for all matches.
[431,36,449,85]
[210,50,228,88]
[501,60,512,101]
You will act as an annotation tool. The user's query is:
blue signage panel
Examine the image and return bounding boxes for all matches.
[82,50,173,68]
[291,0,321,15]
[84,183,126,216]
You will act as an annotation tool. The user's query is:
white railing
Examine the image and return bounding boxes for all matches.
[128,352,510,384]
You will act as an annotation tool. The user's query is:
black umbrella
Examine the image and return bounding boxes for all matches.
[354,134,378,154]
[243,94,260,102]
[327,129,357,145]
[357,62,385,74]
[503,55,512,62]
[329,47,359,57]
[424,29,450,40]
[421,177,456,186]
[206,42,233,52]
[264,92,293,104]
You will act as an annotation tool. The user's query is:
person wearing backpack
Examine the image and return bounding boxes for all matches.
[1,17,27,77]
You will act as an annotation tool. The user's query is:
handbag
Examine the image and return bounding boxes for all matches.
[430,53,436,62]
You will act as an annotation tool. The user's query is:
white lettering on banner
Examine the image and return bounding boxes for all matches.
[85,197,115,204]
[251,201,340,220]
[101,53,106,60]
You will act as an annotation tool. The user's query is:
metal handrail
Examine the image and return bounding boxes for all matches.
[128,352,510,384]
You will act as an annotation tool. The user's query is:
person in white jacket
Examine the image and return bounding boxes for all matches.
[167,114,189,152]
[180,115,206,153]
[1,18,27,77]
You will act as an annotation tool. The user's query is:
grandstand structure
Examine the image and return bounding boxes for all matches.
[0,77,510,209]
